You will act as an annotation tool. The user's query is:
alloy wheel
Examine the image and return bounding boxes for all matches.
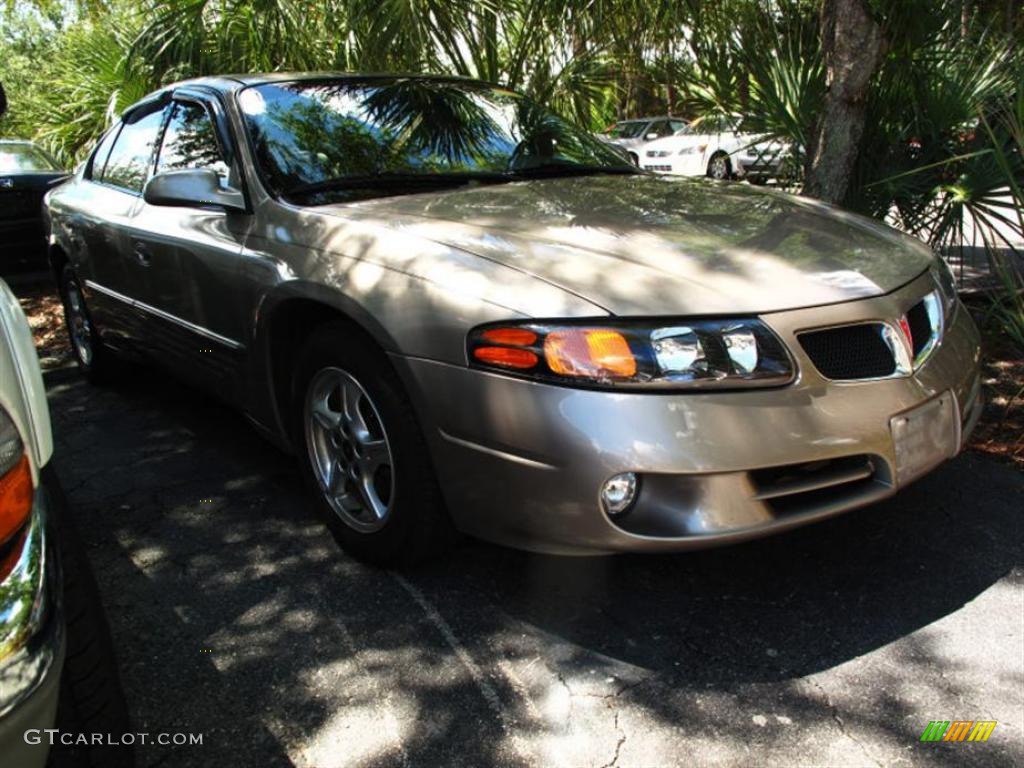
[65,277,93,366]
[304,367,395,533]
[709,156,730,180]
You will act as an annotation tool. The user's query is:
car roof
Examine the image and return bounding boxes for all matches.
[616,116,680,123]
[0,139,38,146]
[120,72,506,122]
[223,71,495,87]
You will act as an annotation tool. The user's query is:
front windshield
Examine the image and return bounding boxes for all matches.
[607,121,646,139]
[239,78,634,203]
[0,143,62,173]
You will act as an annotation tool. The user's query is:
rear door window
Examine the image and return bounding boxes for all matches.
[88,125,123,181]
[100,108,167,193]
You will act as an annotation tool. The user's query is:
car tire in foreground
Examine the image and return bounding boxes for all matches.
[57,265,113,385]
[292,322,454,567]
[48,471,133,768]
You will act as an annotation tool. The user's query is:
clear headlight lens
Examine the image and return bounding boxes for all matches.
[678,144,707,156]
[468,319,795,390]
[931,257,958,318]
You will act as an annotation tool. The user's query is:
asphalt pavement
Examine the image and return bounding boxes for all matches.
[44,363,1023,767]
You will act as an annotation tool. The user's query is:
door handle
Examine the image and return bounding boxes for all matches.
[133,243,152,266]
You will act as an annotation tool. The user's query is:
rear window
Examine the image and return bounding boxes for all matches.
[0,143,62,173]
[88,124,123,180]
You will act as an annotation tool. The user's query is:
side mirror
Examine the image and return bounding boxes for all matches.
[143,168,245,212]
[645,132,658,141]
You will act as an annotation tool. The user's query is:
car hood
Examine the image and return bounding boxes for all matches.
[328,174,934,316]
[644,134,710,152]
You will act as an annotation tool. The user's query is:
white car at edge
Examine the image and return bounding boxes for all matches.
[640,116,787,182]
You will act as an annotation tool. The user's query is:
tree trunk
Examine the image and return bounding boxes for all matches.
[803,0,885,204]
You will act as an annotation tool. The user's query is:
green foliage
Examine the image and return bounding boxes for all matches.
[980,88,1024,353]
[1,0,1021,348]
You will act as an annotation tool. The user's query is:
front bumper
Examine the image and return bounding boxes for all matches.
[641,154,706,176]
[0,467,65,768]
[398,272,982,555]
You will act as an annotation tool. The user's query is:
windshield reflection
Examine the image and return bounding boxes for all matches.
[239,78,633,204]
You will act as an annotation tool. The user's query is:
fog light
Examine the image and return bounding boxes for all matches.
[601,472,638,516]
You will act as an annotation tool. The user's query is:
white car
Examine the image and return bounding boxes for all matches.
[0,278,60,768]
[602,116,690,165]
[641,117,787,181]
[0,279,130,767]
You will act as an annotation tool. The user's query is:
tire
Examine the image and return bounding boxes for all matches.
[707,153,732,181]
[48,470,133,768]
[58,264,114,384]
[291,322,454,567]
[628,152,639,166]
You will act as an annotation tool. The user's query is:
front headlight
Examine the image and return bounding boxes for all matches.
[467,319,795,390]
[678,144,707,156]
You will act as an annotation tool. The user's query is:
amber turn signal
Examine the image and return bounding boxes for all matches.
[0,454,33,547]
[544,329,637,378]
[481,328,538,346]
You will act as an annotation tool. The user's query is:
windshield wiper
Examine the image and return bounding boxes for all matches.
[284,171,509,198]
[507,163,641,179]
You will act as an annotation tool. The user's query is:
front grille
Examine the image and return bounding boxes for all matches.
[906,299,932,358]
[750,454,882,516]
[798,324,895,380]
[643,164,673,172]
[646,150,671,158]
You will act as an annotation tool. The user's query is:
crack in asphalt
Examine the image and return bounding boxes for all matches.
[600,710,627,768]
[806,677,883,768]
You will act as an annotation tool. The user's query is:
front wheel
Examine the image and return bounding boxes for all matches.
[291,322,454,566]
[707,153,733,181]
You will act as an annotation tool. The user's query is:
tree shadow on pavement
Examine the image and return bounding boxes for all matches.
[44,364,1023,767]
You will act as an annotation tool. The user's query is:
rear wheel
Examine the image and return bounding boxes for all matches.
[58,264,113,384]
[291,322,453,566]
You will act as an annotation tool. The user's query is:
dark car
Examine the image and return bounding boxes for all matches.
[0,140,67,275]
